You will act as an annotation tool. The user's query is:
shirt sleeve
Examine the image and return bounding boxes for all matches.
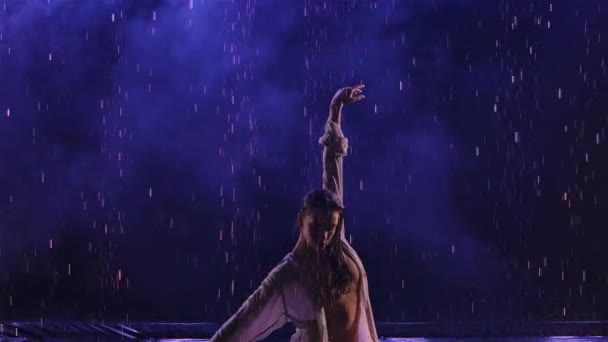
[211,262,292,342]
[318,119,348,239]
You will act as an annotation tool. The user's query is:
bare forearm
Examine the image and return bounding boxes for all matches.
[329,102,344,125]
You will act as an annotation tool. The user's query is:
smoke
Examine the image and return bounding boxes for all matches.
[4,0,601,321]
[0,0,304,275]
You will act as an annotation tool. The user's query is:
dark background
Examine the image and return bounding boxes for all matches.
[0,0,607,322]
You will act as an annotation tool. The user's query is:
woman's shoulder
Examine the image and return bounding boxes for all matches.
[261,253,300,287]
[340,239,368,279]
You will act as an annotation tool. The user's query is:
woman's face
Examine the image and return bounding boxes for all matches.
[300,207,341,251]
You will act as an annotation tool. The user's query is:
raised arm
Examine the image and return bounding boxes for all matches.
[318,84,365,239]
[211,259,294,342]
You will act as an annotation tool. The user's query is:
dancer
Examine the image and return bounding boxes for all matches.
[211,84,377,342]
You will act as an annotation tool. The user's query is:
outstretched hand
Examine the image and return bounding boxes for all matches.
[331,84,365,107]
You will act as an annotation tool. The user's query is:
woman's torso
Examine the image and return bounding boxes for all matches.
[286,242,373,342]
[325,250,362,342]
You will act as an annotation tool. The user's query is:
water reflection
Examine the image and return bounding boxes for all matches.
[383,339,608,342]
[151,338,608,342]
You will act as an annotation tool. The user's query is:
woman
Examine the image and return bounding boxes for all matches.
[211,84,377,342]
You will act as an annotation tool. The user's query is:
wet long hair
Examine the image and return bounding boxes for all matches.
[296,189,354,306]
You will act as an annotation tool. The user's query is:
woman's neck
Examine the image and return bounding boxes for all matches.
[292,238,314,259]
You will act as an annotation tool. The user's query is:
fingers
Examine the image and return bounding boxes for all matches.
[353,84,365,94]
[352,84,364,93]
[346,95,365,104]
[340,84,364,94]
[349,84,365,103]
[335,84,365,105]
